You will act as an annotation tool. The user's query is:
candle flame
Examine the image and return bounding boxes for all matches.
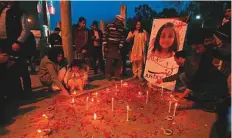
[42,114,48,119]
[37,129,42,133]
[91,98,94,102]
[72,98,75,103]
[73,91,77,95]
[94,113,97,120]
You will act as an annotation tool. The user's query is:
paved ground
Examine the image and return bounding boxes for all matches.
[0,72,216,138]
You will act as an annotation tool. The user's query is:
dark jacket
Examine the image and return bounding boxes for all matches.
[6,6,23,45]
[23,31,36,57]
[49,33,62,47]
[186,48,230,97]
[74,28,92,54]
[218,19,231,42]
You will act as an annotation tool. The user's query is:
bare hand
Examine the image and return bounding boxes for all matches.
[174,93,185,100]
[82,49,87,54]
[12,43,20,51]
[116,50,120,54]
[204,37,217,48]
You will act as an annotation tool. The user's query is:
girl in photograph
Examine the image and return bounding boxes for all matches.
[152,22,178,58]
[126,20,148,79]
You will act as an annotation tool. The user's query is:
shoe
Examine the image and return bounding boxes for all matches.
[107,78,112,81]
[115,78,121,81]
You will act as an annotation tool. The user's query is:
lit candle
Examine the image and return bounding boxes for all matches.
[37,129,42,133]
[86,97,89,110]
[37,129,43,137]
[146,91,149,104]
[121,80,123,88]
[42,114,48,119]
[126,105,129,121]
[96,92,98,97]
[71,98,75,104]
[168,101,172,113]
[94,113,97,120]
[173,103,178,116]
[91,98,94,102]
[115,85,118,95]
[73,90,77,95]
[161,86,164,97]
[112,97,114,111]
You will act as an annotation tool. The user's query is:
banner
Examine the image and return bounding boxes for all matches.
[144,18,187,91]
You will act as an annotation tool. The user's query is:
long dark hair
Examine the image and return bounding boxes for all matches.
[77,16,86,28]
[47,47,64,63]
[152,22,178,52]
[132,20,144,33]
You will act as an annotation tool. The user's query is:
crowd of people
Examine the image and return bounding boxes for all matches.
[0,1,231,137]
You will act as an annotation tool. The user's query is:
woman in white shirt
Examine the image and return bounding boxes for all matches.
[126,20,148,79]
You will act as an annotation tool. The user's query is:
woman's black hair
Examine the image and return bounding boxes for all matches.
[70,59,82,68]
[174,50,187,59]
[77,16,86,28]
[47,47,64,63]
[92,20,98,28]
[132,20,143,33]
[152,22,178,53]
[78,16,86,24]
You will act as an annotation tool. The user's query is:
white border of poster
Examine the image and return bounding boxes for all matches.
[144,18,187,91]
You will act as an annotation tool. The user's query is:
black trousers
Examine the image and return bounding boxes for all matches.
[105,58,122,79]
[121,48,129,75]
[92,46,105,73]
[16,57,32,93]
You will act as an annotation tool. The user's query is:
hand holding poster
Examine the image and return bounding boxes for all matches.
[144,18,187,91]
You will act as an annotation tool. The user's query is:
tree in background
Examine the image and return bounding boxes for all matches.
[134,4,157,34]
[157,8,179,18]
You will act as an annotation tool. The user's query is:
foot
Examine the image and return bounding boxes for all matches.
[94,70,98,75]
[107,77,112,81]
[132,75,137,79]
[115,78,121,81]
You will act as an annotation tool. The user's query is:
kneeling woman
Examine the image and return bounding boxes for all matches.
[58,59,88,93]
[39,47,69,95]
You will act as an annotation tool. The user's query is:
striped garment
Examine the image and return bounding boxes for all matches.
[103,21,125,58]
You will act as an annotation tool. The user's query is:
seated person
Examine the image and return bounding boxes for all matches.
[58,59,89,93]
[38,47,68,95]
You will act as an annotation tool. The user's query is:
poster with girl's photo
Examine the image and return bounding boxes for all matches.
[144,18,187,91]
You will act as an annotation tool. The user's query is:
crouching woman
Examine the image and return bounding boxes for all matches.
[39,47,69,95]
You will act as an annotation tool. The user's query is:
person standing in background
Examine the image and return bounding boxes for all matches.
[126,20,148,80]
[49,27,62,48]
[103,15,126,81]
[0,1,32,97]
[74,17,92,65]
[90,21,105,74]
